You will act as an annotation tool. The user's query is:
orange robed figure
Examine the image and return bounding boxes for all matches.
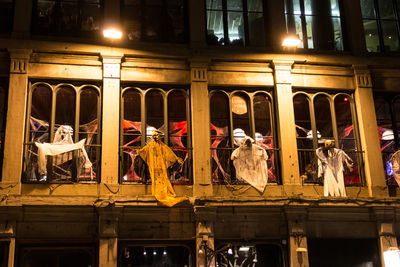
[138,132,187,207]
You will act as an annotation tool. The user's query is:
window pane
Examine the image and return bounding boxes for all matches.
[335,95,355,146]
[305,16,314,49]
[378,0,396,19]
[30,85,52,143]
[122,2,141,41]
[254,94,271,140]
[168,90,190,184]
[285,14,304,48]
[146,90,164,141]
[206,0,222,9]
[293,94,312,149]
[122,89,142,183]
[247,0,263,12]
[360,0,376,18]
[364,20,380,52]
[304,0,312,15]
[0,0,13,33]
[227,11,244,45]
[394,98,400,140]
[227,0,242,11]
[381,20,399,52]
[332,17,343,50]
[207,10,224,44]
[232,93,250,146]
[248,12,265,46]
[55,86,76,130]
[79,87,98,126]
[314,94,333,141]
[330,0,340,16]
[210,92,231,183]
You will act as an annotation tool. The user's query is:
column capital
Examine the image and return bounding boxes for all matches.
[189,58,209,82]
[101,54,122,79]
[272,60,294,71]
[8,48,31,74]
[101,54,123,64]
[353,65,372,88]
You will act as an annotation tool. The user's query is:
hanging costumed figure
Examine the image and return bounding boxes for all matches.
[231,136,269,192]
[138,132,188,207]
[390,150,400,187]
[316,140,353,197]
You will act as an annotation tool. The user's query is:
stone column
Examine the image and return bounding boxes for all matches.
[273,60,300,185]
[0,220,16,267]
[101,55,122,185]
[373,207,398,267]
[353,65,386,197]
[285,208,309,267]
[2,49,31,185]
[190,61,212,196]
[98,208,121,267]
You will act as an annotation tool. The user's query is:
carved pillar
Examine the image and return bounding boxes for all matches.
[195,207,216,267]
[353,65,386,196]
[0,220,16,267]
[98,208,121,267]
[101,55,122,185]
[373,207,398,267]
[2,49,31,184]
[273,60,300,185]
[285,208,309,267]
[190,60,212,196]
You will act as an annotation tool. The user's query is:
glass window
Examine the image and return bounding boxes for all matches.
[206,0,265,46]
[210,89,279,185]
[293,91,362,185]
[18,245,96,267]
[285,0,344,50]
[0,81,8,182]
[119,244,193,267]
[121,86,192,185]
[32,0,102,39]
[214,243,285,267]
[23,82,101,183]
[121,0,187,43]
[374,94,400,186]
[361,0,400,52]
[0,0,14,34]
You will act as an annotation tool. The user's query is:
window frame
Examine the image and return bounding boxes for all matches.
[209,88,280,185]
[120,86,192,184]
[293,90,364,185]
[23,81,102,183]
[205,0,266,46]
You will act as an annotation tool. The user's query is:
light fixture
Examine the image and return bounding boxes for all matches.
[153,248,157,256]
[282,34,301,48]
[239,246,250,252]
[228,248,233,255]
[163,248,167,256]
[143,248,147,256]
[103,28,122,39]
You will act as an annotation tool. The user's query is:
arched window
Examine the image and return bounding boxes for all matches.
[210,89,279,186]
[23,82,101,183]
[374,94,400,186]
[293,91,362,185]
[121,87,192,184]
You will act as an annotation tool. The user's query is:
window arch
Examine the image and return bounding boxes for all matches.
[210,89,279,185]
[23,82,101,183]
[293,91,362,185]
[121,86,192,184]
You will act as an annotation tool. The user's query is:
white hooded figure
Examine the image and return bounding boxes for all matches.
[35,125,92,179]
[316,140,353,197]
[231,136,269,192]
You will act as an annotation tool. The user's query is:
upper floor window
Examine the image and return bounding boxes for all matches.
[121,86,192,184]
[23,82,101,183]
[32,0,102,39]
[209,89,279,186]
[293,91,362,185]
[0,0,14,34]
[0,81,8,181]
[285,0,343,50]
[206,0,265,46]
[121,0,187,43]
[374,94,400,186]
[361,0,400,52]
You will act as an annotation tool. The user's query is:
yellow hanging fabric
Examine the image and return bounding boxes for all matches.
[138,133,187,207]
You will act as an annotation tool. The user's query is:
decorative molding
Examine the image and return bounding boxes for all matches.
[10,58,28,74]
[191,67,207,82]
[353,65,373,88]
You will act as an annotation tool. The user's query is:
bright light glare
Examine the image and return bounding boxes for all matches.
[103,29,122,39]
[282,36,301,47]
[239,246,250,252]
[384,249,400,267]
